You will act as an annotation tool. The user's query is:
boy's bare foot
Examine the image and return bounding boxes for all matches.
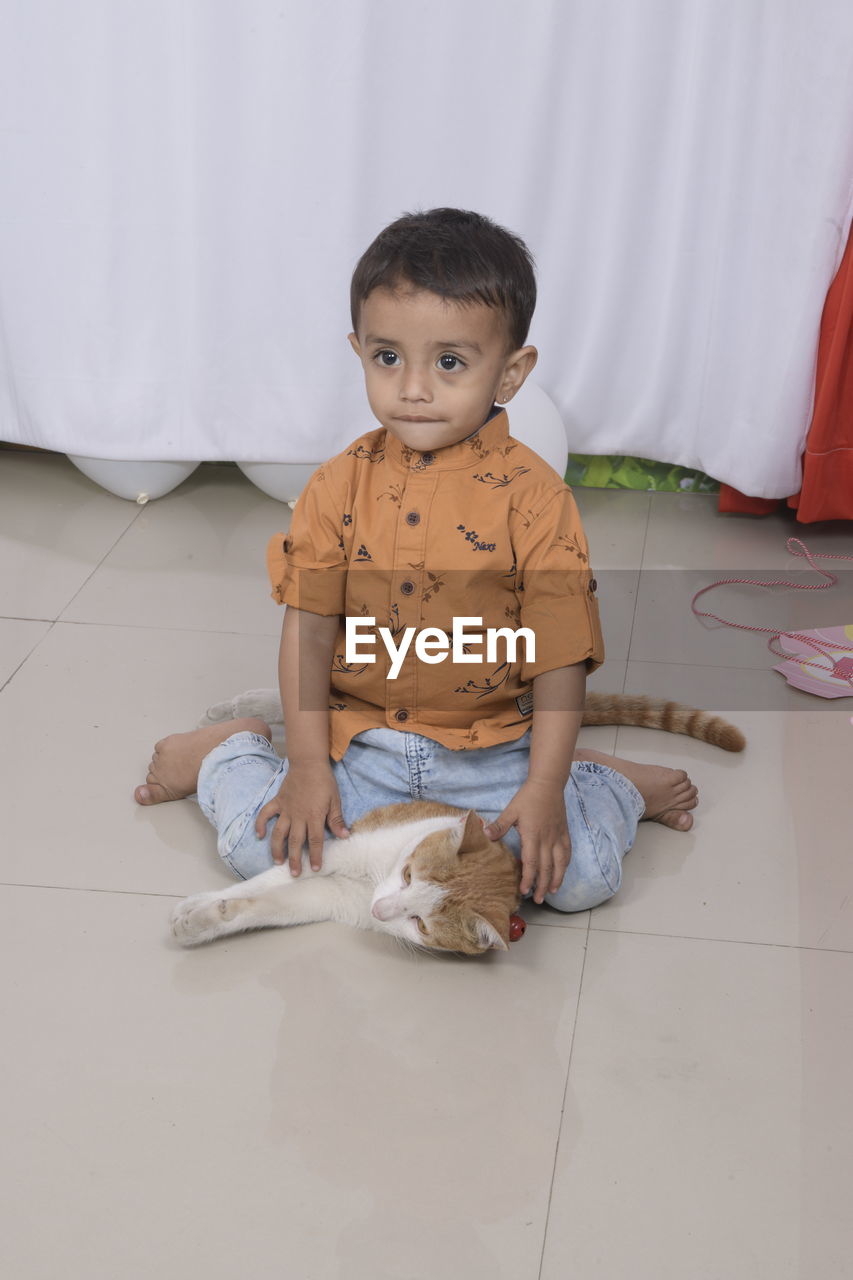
[134,717,272,805]
[574,748,698,831]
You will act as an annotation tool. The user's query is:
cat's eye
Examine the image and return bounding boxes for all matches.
[402,864,412,885]
[412,916,428,935]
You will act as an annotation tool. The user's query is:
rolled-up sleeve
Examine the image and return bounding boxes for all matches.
[266,468,348,616]
[514,488,604,680]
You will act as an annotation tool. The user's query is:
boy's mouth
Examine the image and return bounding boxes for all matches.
[394,415,440,423]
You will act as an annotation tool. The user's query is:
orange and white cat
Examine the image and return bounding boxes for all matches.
[172,801,521,956]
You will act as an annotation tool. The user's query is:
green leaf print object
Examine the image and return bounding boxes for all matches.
[566,453,719,493]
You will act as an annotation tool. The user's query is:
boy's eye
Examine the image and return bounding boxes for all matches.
[375,350,400,367]
[437,353,464,372]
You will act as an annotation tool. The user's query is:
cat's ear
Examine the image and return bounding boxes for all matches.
[472,914,510,951]
[454,809,487,855]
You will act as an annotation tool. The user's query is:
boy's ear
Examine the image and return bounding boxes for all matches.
[498,344,538,404]
[348,332,362,358]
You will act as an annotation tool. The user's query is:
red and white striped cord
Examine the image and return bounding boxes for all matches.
[690,537,853,686]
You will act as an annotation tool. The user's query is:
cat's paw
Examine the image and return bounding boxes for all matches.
[171,891,244,946]
[196,698,240,728]
[197,689,281,729]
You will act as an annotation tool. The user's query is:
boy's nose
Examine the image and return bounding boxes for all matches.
[399,367,432,402]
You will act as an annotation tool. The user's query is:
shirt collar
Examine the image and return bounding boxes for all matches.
[382,407,510,473]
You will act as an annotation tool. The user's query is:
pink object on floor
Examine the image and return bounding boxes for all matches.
[691,539,853,699]
[774,625,853,698]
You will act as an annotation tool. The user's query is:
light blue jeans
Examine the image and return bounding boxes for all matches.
[196,728,644,912]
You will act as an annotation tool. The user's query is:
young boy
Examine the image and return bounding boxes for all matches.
[136,208,697,911]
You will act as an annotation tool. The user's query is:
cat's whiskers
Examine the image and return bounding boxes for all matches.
[392,934,426,958]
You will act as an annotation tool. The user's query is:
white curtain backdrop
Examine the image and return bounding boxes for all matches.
[2,0,853,498]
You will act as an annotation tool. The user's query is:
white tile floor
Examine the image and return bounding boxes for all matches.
[2,451,852,1280]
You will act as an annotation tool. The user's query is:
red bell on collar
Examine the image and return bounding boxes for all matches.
[509,913,526,942]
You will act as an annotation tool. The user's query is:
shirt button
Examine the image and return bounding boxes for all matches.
[394,709,409,722]
[400,579,415,595]
[589,578,598,593]
[420,452,435,465]
[405,510,420,526]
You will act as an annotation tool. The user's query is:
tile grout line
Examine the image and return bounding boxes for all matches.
[1,503,150,694]
[0,620,57,695]
[614,494,653,701]
[31,629,810,673]
[21,615,279,639]
[537,913,592,1280]
[622,491,654,689]
[588,923,853,955]
[525,916,853,955]
[53,501,150,624]
[614,493,653,757]
[4,875,849,956]
[0,881,187,900]
[0,614,56,623]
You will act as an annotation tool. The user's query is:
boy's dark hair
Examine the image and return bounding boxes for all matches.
[350,208,536,350]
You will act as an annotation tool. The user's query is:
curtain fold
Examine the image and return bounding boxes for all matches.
[719,218,853,522]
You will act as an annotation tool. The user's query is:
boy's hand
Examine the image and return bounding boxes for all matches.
[255,761,349,875]
[483,779,571,904]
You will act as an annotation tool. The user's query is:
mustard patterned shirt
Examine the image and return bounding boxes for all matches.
[267,409,604,760]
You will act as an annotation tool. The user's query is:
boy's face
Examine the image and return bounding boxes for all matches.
[349,287,537,453]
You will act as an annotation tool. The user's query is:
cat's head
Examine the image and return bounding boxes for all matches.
[370,810,522,955]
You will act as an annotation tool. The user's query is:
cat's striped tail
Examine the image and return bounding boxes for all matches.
[582,693,745,752]
[198,688,746,752]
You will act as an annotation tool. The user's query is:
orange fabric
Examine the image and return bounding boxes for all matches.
[790,220,853,521]
[720,220,853,522]
[268,410,604,760]
[718,485,780,515]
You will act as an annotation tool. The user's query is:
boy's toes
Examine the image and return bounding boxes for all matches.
[644,770,698,832]
[653,808,694,831]
[133,770,179,805]
[134,783,166,805]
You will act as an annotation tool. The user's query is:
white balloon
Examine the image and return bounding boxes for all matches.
[236,461,320,507]
[502,380,569,477]
[66,456,200,503]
